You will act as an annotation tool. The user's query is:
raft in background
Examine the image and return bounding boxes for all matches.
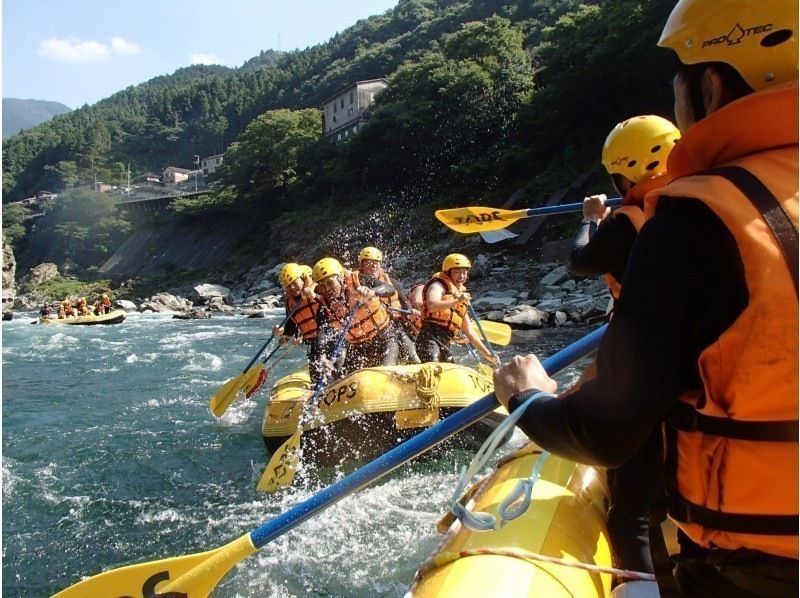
[262,362,507,467]
[409,445,615,597]
[39,309,127,326]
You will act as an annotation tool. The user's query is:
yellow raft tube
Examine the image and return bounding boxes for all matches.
[262,362,505,462]
[409,444,615,597]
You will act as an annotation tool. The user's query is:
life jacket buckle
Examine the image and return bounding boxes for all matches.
[668,403,699,432]
[669,498,694,524]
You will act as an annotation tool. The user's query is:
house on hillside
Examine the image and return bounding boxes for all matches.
[163,166,192,186]
[321,78,387,142]
[202,154,223,177]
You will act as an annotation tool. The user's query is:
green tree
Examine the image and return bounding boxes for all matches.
[1,203,31,251]
[218,108,321,200]
[24,188,130,274]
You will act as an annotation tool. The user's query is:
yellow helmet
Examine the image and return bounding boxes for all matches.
[658,0,798,91]
[442,253,471,272]
[358,246,383,262]
[601,115,680,184]
[312,257,345,283]
[279,263,304,288]
[300,264,313,279]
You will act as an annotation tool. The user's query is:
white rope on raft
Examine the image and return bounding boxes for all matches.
[414,546,657,582]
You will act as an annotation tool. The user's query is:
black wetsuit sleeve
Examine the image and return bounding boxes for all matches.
[510,200,748,467]
[389,276,412,309]
[570,213,639,281]
[372,282,397,298]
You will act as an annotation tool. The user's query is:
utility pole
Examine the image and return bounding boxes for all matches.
[193,155,200,193]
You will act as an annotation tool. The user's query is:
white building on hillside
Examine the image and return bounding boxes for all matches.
[320,78,388,142]
[202,154,223,177]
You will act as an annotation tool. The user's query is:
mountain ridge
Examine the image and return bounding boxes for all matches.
[2,98,72,140]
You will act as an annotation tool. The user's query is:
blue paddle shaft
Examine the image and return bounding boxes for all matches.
[249,324,607,548]
[243,303,302,373]
[524,197,622,218]
[467,303,499,361]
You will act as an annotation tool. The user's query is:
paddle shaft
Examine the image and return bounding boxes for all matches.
[519,197,622,218]
[249,324,606,547]
[299,302,360,418]
[467,303,499,362]
[241,304,302,374]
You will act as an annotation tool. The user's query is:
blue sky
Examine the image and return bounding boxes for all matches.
[2,0,398,109]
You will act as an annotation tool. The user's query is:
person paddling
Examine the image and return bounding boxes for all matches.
[572,115,680,305]
[357,246,420,364]
[566,114,681,591]
[494,0,798,595]
[311,257,398,381]
[416,253,499,366]
[273,262,321,378]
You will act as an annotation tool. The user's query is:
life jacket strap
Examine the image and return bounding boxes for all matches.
[669,496,799,536]
[668,400,798,442]
[700,165,798,295]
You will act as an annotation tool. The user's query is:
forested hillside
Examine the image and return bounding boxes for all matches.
[3,0,677,280]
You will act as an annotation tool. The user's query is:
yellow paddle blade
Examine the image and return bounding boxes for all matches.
[435,206,528,233]
[472,320,512,346]
[257,430,301,492]
[208,364,265,418]
[52,534,257,598]
[475,363,495,378]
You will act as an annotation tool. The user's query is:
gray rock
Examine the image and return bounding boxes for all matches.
[115,299,138,311]
[139,293,192,313]
[192,283,231,303]
[501,305,549,329]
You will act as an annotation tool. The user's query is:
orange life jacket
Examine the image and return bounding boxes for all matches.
[321,271,391,344]
[286,292,319,340]
[405,284,424,334]
[423,272,467,337]
[603,205,645,300]
[644,82,799,559]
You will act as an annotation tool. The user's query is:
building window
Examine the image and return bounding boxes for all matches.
[344,130,349,138]
[352,126,358,134]
[337,133,342,141]
[350,92,354,104]
[340,98,344,109]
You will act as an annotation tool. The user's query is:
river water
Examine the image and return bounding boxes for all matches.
[2,310,596,597]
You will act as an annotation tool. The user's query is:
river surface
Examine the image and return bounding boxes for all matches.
[2,310,596,597]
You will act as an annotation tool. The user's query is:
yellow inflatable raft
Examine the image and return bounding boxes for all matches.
[262,362,505,464]
[409,444,615,597]
[39,309,127,326]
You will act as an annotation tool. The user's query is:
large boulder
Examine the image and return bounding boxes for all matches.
[139,293,192,313]
[114,299,138,311]
[192,283,231,304]
[501,305,549,329]
[23,262,59,287]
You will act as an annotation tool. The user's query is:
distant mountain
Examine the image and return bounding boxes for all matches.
[3,98,71,140]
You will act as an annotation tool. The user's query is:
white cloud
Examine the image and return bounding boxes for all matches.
[38,37,110,63]
[190,53,223,65]
[110,37,141,56]
[38,36,141,63]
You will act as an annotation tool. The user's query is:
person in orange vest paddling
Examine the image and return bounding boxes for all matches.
[416,253,499,366]
[311,257,398,380]
[356,246,420,364]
